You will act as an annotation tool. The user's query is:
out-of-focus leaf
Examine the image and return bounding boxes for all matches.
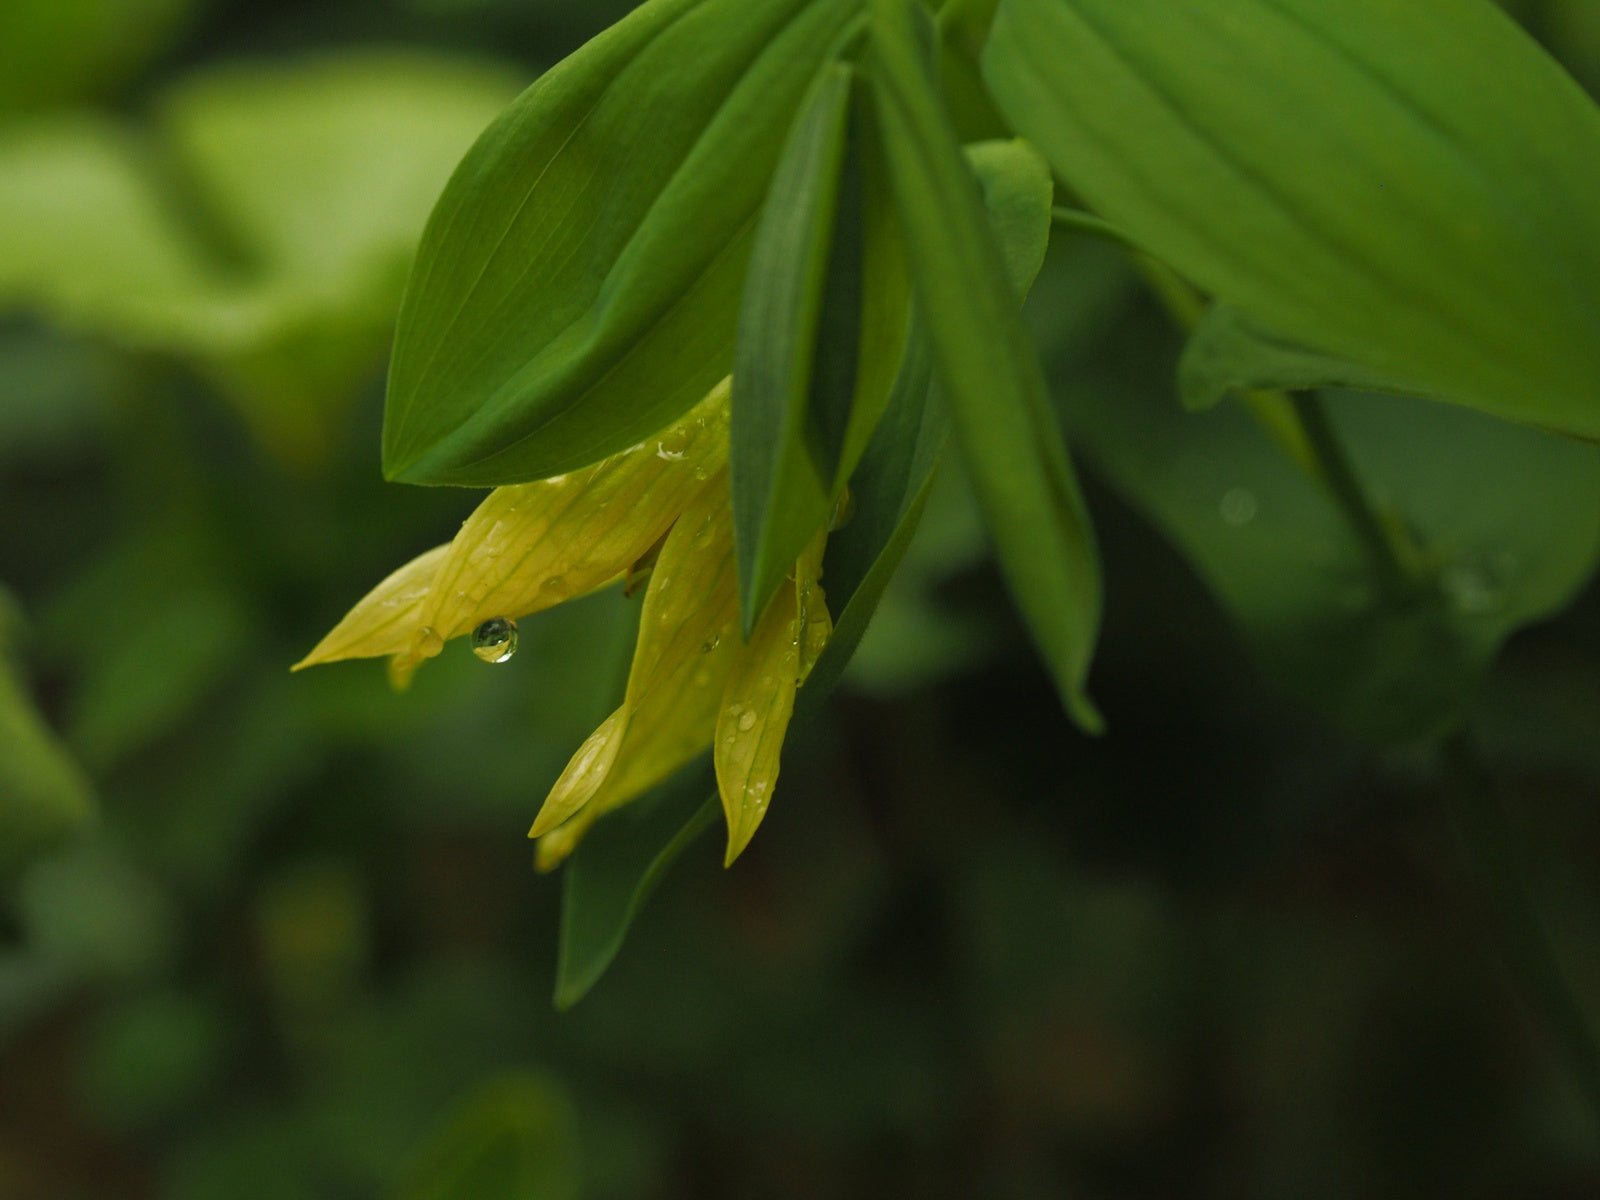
[397,1074,580,1200]
[870,2,1101,728]
[383,0,860,487]
[0,0,193,113]
[985,0,1600,439]
[0,591,95,878]
[554,769,717,1010]
[731,63,854,632]
[39,525,251,771]
[1059,302,1600,744]
[1178,305,1426,413]
[0,54,515,463]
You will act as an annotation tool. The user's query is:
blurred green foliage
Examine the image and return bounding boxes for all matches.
[2,1,1599,1198]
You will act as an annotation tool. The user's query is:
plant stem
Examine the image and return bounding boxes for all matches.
[1443,734,1600,1125]
[1289,392,1419,599]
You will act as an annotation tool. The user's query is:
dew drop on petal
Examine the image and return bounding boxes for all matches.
[700,632,722,654]
[471,617,519,664]
[737,710,757,732]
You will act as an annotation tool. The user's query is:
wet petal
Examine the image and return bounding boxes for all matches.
[294,380,729,674]
[714,582,801,866]
[794,528,832,685]
[418,380,730,643]
[528,468,738,842]
[292,543,449,671]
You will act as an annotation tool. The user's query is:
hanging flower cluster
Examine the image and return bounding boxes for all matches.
[295,381,831,867]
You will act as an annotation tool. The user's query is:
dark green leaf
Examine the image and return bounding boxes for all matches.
[385,0,860,487]
[985,0,1600,439]
[554,768,717,1010]
[870,0,1103,730]
[397,1074,581,1200]
[1180,304,1429,413]
[0,591,96,880]
[1058,283,1600,744]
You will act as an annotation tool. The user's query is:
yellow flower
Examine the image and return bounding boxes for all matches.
[294,380,832,867]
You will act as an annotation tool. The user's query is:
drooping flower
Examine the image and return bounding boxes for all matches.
[294,380,831,867]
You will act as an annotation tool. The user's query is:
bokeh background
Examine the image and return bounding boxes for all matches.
[4,1,1600,1196]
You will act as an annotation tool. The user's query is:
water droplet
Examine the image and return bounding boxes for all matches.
[1219,487,1259,527]
[659,425,691,457]
[691,466,710,482]
[700,633,722,654]
[828,488,856,532]
[541,575,568,597]
[471,617,519,664]
[737,710,757,732]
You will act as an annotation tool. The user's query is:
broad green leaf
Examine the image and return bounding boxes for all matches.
[1180,304,1429,413]
[554,770,718,1010]
[0,591,96,879]
[870,0,1102,730]
[985,0,1600,439]
[384,0,861,487]
[1057,280,1600,744]
[732,63,855,633]
[398,1075,580,1200]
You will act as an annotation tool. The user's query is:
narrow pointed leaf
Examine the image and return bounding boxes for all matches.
[985,0,1600,438]
[385,0,860,487]
[870,0,1102,729]
[731,62,854,633]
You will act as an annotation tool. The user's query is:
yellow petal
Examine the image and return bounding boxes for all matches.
[529,468,738,845]
[291,543,450,671]
[527,708,627,839]
[714,582,802,867]
[294,379,730,674]
[417,380,731,644]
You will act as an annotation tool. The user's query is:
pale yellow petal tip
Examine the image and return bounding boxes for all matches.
[528,710,627,839]
[533,814,592,872]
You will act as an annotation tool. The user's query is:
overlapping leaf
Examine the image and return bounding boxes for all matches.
[384,0,861,487]
[870,0,1102,730]
[985,0,1600,438]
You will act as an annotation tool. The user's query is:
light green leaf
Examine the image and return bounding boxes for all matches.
[870,0,1102,730]
[985,0,1600,438]
[0,54,515,463]
[384,0,860,487]
[732,62,855,634]
[397,1074,580,1200]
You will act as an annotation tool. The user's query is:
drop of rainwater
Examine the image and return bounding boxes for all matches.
[471,617,519,664]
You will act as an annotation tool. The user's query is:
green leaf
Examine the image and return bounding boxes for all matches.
[397,1075,581,1200]
[731,63,855,634]
[554,769,718,1010]
[1058,290,1600,744]
[1179,304,1430,413]
[0,591,96,880]
[985,0,1600,439]
[384,0,861,487]
[870,0,1103,730]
